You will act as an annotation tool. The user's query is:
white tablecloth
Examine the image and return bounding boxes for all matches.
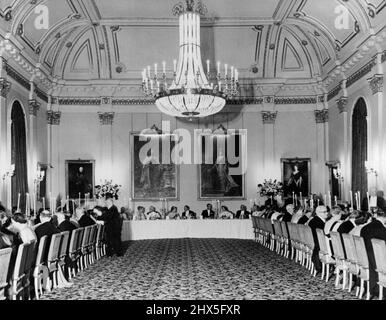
[121,219,254,241]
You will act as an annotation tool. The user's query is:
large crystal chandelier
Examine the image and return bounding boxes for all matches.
[141,0,239,118]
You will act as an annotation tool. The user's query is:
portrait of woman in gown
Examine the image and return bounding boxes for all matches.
[282,159,310,197]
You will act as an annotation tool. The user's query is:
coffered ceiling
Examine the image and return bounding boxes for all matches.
[0,0,385,96]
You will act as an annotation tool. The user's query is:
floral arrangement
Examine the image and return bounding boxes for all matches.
[95,180,122,200]
[259,179,283,197]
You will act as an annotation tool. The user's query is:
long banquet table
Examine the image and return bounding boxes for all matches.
[121,219,254,241]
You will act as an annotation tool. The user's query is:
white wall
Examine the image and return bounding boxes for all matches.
[51,104,326,213]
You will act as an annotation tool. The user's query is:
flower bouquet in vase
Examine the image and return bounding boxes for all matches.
[259,179,283,205]
[95,180,122,202]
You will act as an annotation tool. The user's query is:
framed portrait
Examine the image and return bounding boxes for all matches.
[65,160,95,199]
[131,132,179,201]
[281,158,311,197]
[197,129,246,200]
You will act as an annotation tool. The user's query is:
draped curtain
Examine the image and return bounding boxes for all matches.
[351,98,368,199]
[11,101,29,212]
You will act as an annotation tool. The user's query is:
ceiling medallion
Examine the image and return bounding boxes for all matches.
[141,0,239,118]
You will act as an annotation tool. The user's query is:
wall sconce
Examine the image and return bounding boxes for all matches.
[333,167,344,181]
[2,164,15,181]
[365,161,378,176]
[34,168,45,184]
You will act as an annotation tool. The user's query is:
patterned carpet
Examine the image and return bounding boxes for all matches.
[42,239,356,300]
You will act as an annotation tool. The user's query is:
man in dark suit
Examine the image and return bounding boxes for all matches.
[201,203,215,219]
[361,187,386,212]
[181,205,196,219]
[280,204,293,222]
[35,210,61,263]
[337,210,360,234]
[57,212,77,234]
[95,193,123,257]
[308,206,328,273]
[78,208,96,227]
[235,205,250,219]
[360,208,386,298]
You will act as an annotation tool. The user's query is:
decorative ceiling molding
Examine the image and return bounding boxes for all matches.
[336,96,348,113]
[0,78,12,98]
[261,111,278,124]
[98,111,115,125]
[367,74,383,95]
[46,110,62,125]
[314,109,328,123]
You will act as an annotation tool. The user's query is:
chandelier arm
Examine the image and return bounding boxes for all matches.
[192,95,202,112]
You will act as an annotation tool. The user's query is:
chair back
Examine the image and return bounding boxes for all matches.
[59,231,70,260]
[371,238,386,273]
[12,243,28,281]
[81,226,92,250]
[0,248,13,289]
[76,227,85,252]
[353,235,369,268]
[68,229,79,255]
[95,224,103,245]
[316,228,329,255]
[35,236,48,266]
[47,233,63,264]
[266,219,274,234]
[303,225,314,249]
[297,224,306,245]
[91,224,98,245]
[330,231,346,260]
[24,240,37,274]
[252,216,257,229]
[273,220,283,237]
[342,233,357,264]
[280,221,289,239]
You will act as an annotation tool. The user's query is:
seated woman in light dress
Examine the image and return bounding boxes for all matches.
[133,206,147,220]
[7,212,37,243]
[218,206,234,219]
[146,206,162,220]
[166,206,180,220]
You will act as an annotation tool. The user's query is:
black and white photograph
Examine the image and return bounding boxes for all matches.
[0,0,386,310]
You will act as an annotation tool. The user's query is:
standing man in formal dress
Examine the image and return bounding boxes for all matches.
[308,206,327,273]
[95,193,123,257]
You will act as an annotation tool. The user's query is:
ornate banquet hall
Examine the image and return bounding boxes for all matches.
[0,0,386,302]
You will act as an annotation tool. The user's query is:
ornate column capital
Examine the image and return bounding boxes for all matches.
[0,78,11,98]
[368,74,383,95]
[98,112,115,125]
[336,96,348,113]
[261,111,278,124]
[47,110,62,125]
[28,99,41,116]
[314,109,329,123]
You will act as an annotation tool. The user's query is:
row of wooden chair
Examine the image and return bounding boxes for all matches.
[0,223,106,300]
[252,216,386,300]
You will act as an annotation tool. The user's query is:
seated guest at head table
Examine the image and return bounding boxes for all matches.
[166,206,180,219]
[218,206,234,219]
[146,206,162,220]
[201,203,215,219]
[181,205,196,219]
[133,206,147,220]
[235,205,250,219]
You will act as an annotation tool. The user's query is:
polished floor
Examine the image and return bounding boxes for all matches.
[42,238,356,300]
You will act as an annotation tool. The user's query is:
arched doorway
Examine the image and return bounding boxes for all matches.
[351,97,367,201]
[11,101,28,212]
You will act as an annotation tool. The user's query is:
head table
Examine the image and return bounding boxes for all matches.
[121,219,254,241]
